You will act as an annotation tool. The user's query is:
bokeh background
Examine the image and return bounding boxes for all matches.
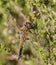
[0,0,56,65]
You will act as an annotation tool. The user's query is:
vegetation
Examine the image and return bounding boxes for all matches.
[0,0,56,65]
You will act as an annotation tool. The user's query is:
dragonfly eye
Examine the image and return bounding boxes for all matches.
[25,22,34,29]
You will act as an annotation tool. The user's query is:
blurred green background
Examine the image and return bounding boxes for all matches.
[0,0,56,65]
